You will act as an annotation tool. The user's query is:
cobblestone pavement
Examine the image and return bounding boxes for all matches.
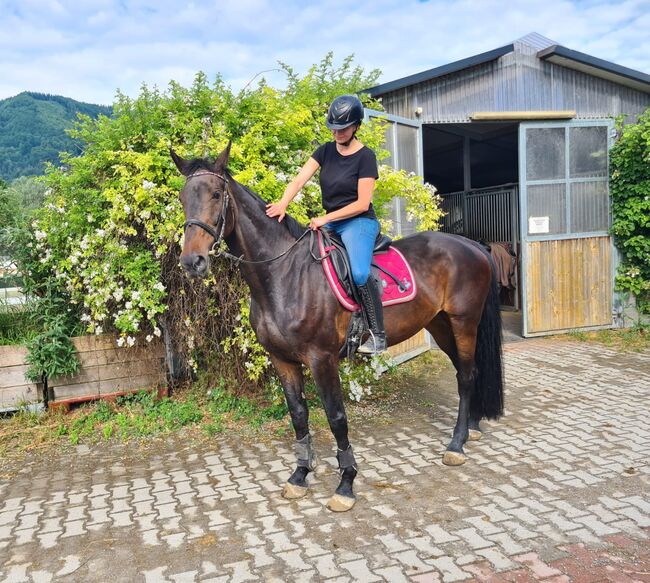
[1,339,649,582]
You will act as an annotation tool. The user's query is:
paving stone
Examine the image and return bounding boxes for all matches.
[0,340,648,582]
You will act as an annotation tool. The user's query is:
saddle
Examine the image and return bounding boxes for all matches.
[323,230,391,300]
[317,229,417,312]
[316,229,417,359]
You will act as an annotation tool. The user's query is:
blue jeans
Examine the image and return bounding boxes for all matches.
[325,217,380,286]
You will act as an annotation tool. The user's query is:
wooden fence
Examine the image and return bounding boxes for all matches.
[0,335,166,411]
[2,329,431,411]
[0,345,41,411]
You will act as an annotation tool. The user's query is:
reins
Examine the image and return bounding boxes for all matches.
[216,229,312,266]
[183,170,323,266]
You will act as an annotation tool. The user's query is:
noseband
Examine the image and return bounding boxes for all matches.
[183,171,230,251]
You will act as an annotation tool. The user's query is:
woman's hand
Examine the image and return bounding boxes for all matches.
[309,215,329,230]
[266,201,288,222]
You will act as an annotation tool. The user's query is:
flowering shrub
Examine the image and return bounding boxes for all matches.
[22,54,443,396]
[340,355,391,402]
[610,109,650,315]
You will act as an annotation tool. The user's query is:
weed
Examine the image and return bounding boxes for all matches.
[565,325,649,352]
[0,351,450,463]
[567,329,588,341]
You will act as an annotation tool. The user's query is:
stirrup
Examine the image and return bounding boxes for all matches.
[358,331,386,355]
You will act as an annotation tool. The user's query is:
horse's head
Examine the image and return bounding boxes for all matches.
[172,143,232,278]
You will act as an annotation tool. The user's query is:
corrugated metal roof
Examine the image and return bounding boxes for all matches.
[538,45,650,94]
[515,32,557,51]
[365,44,514,97]
[367,32,650,99]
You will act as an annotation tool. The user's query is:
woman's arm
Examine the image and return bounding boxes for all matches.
[266,157,320,222]
[309,177,375,229]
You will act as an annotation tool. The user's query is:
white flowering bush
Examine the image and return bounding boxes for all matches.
[21,54,443,397]
[340,355,390,402]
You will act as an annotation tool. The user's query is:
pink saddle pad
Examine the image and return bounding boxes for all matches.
[317,230,417,312]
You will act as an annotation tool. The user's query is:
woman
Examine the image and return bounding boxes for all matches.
[265,94,386,354]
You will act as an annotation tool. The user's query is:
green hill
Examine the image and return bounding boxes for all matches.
[0,92,112,181]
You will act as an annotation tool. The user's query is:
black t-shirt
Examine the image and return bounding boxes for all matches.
[312,142,379,220]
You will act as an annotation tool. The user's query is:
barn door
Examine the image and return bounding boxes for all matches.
[365,108,430,361]
[519,120,614,336]
[365,109,423,236]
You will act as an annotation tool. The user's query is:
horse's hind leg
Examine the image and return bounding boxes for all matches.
[308,353,358,512]
[468,417,482,441]
[427,314,479,465]
[270,356,315,500]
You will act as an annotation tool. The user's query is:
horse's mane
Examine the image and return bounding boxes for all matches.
[236,181,308,239]
[184,158,216,175]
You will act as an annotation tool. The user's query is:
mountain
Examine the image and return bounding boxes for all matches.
[0,92,112,181]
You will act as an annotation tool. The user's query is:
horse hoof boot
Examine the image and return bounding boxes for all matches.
[443,451,467,466]
[327,494,356,512]
[282,482,308,500]
[468,429,482,441]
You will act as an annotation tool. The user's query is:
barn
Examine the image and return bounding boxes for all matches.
[366,32,650,338]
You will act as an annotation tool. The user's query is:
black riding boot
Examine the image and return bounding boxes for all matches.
[357,278,387,355]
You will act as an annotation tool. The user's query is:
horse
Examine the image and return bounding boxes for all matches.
[172,143,504,512]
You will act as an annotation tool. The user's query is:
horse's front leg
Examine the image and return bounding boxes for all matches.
[270,356,315,499]
[309,354,358,512]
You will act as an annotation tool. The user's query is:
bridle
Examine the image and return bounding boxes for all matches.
[181,169,315,266]
[182,170,230,252]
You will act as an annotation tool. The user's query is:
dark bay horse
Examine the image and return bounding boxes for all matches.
[172,144,504,512]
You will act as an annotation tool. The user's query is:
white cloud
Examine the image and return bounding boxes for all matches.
[0,0,648,104]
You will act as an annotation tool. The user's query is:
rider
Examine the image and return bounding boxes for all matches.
[265,94,386,355]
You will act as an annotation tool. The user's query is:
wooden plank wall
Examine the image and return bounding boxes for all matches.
[0,345,41,410]
[525,235,612,334]
[3,329,426,410]
[48,335,166,403]
[388,329,430,360]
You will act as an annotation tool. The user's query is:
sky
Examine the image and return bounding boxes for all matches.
[1,0,649,105]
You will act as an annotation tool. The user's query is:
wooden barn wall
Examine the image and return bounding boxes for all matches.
[377,51,650,123]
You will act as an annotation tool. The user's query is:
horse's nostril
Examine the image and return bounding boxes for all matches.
[193,255,207,272]
[180,253,208,277]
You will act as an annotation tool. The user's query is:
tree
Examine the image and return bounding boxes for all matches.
[22,54,443,392]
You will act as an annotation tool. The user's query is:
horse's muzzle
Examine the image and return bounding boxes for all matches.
[181,252,209,278]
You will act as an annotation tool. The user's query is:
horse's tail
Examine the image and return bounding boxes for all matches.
[471,252,504,421]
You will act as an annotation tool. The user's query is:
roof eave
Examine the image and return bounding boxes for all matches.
[365,44,514,97]
[538,45,650,94]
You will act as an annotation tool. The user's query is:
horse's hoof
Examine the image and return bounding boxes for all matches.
[282,482,308,500]
[327,494,356,512]
[468,429,482,441]
[443,451,467,466]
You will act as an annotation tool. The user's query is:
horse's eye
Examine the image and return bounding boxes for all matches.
[212,191,221,200]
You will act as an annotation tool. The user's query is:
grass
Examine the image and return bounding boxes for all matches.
[0,305,36,345]
[564,324,649,352]
[0,350,451,470]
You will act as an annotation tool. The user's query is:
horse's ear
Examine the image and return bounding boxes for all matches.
[170,148,192,176]
[214,141,232,171]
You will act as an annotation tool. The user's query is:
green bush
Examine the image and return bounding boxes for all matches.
[21,53,443,393]
[610,109,650,315]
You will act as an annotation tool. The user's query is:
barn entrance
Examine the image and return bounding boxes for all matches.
[421,119,615,337]
[423,122,521,313]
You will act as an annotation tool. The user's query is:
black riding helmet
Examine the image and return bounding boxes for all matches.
[326,95,364,130]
